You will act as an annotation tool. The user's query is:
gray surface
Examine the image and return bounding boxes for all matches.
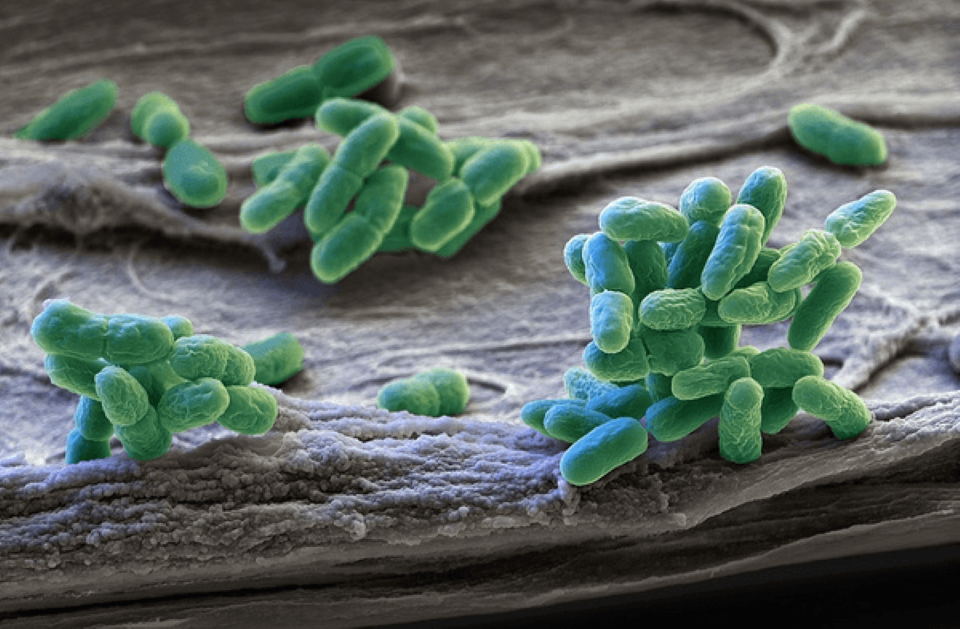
[1,0,960,626]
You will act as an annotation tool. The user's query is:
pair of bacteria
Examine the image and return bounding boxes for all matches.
[525,167,895,486]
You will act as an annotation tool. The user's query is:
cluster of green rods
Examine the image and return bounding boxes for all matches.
[523,167,897,486]
[30,300,305,464]
[13,35,541,283]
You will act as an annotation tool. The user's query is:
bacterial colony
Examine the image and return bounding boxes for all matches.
[15,35,896,486]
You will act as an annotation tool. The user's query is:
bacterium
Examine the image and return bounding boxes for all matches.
[163,139,228,209]
[15,78,117,141]
[241,331,305,386]
[377,367,470,417]
[526,166,896,485]
[131,92,190,149]
[788,103,887,166]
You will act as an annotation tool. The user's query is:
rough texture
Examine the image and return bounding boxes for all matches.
[2,0,960,626]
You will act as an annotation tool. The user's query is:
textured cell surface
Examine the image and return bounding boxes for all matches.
[217,386,280,435]
[543,403,613,443]
[582,232,635,294]
[638,288,705,331]
[585,383,652,420]
[718,377,763,464]
[589,290,635,353]
[767,229,842,292]
[113,407,172,460]
[788,261,862,351]
[644,394,725,442]
[64,428,112,464]
[410,178,475,252]
[157,378,231,432]
[788,103,887,166]
[678,176,731,226]
[583,337,650,382]
[376,377,441,417]
[240,144,330,234]
[717,281,798,324]
[824,189,897,248]
[15,78,117,141]
[598,197,688,242]
[94,365,151,427]
[748,348,824,388]
[671,355,750,400]
[459,141,528,205]
[792,375,872,439]
[103,313,175,365]
[242,332,305,386]
[412,367,471,416]
[162,139,228,208]
[700,204,765,300]
[72,396,114,442]
[734,166,786,245]
[559,417,648,486]
[311,213,382,283]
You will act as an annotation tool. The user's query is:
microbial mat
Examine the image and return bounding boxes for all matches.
[2,0,960,627]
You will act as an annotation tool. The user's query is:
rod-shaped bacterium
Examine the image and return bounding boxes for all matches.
[718,377,764,463]
[559,417,648,486]
[16,79,117,141]
[824,189,897,248]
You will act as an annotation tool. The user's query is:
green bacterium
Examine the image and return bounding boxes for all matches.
[823,189,897,248]
[16,78,117,141]
[678,176,731,226]
[163,139,228,208]
[788,103,887,166]
[216,386,280,435]
[65,428,112,464]
[240,144,330,234]
[700,204,766,300]
[583,337,650,383]
[113,407,173,461]
[131,91,190,149]
[638,288,705,331]
[377,367,470,417]
[559,416,648,486]
[734,166,787,245]
[767,229,842,292]
[582,232,636,295]
[313,35,396,101]
[792,374,872,439]
[543,404,615,443]
[244,65,324,126]
[157,377,231,433]
[409,178,475,252]
[788,261,862,351]
[585,383,652,420]
[94,365,151,427]
[304,113,399,236]
[670,355,750,400]
[598,198,688,243]
[717,281,798,325]
[717,376,763,464]
[521,398,585,436]
[589,290,635,354]
[459,141,531,207]
[241,331,305,386]
[73,396,115,442]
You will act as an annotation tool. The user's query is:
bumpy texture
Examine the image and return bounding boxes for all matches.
[533,168,895,484]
